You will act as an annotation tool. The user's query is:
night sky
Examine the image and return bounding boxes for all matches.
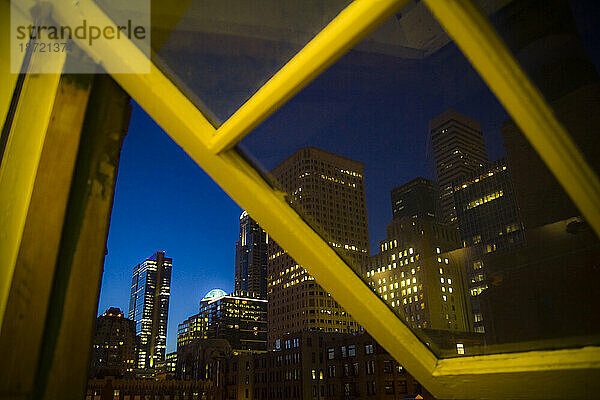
[98,2,600,354]
[97,103,241,352]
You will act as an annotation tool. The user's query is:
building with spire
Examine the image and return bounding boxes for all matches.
[235,211,268,299]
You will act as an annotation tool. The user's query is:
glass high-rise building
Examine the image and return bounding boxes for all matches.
[452,158,525,333]
[453,158,523,251]
[235,211,268,298]
[128,251,172,370]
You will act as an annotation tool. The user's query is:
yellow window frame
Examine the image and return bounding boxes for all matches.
[7,0,600,398]
[0,0,66,328]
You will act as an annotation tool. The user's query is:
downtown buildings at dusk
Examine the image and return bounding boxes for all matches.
[88,102,599,398]
[89,103,596,397]
[77,1,598,398]
[94,139,474,397]
[2,0,598,399]
[266,147,369,346]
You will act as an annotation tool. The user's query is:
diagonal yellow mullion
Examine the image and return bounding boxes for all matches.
[423,0,600,237]
[103,52,442,400]
[48,0,218,145]
[209,0,409,154]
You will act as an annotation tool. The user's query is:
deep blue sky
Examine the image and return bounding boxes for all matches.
[97,103,242,352]
[98,1,600,354]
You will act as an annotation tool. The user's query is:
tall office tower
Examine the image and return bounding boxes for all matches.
[128,251,172,370]
[89,307,137,378]
[447,159,523,333]
[267,147,369,349]
[235,211,268,298]
[365,217,471,332]
[391,177,440,221]
[429,110,488,224]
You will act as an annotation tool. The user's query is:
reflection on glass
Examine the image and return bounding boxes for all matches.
[239,0,600,358]
[150,0,353,125]
[489,0,600,227]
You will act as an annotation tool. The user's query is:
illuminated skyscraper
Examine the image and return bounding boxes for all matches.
[235,211,268,298]
[267,147,369,349]
[451,158,524,333]
[429,110,488,224]
[128,251,172,370]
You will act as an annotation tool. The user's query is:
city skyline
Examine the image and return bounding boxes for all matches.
[98,39,516,355]
[2,0,598,397]
[98,98,507,354]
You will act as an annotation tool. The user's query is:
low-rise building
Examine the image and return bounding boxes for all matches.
[175,331,434,399]
[89,307,137,379]
[155,351,178,380]
[178,289,267,353]
[364,217,471,334]
[250,331,433,400]
[85,377,215,400]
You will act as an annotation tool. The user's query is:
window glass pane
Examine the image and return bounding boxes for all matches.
[89,104,430,399]
[238,0,600,358]
[487,0,600,226]
[130,0,353,125]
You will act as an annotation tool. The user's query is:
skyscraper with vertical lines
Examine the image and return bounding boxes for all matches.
[128,251,172,370]
[235,211,268,299]
[429,110,488,224]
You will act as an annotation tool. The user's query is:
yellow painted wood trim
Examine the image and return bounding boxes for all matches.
[0,1,27,125]
[0,54,65,332]
[436,346,600,376]
[423,0,600,237]
[431,346,600,399]
[48,0,217,145]
[209,0,409,153]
